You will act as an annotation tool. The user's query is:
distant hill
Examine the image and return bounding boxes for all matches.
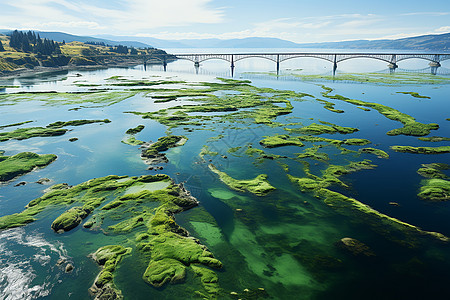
[96,35,301,49]
[98,32,450,51]
[0,30,152,48]
[1,30,449,51]
[296,33,450,51]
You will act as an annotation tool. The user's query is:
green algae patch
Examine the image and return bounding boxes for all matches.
[142,135,187,157]
[139,231,222,287]
[0,120,33,129]
[90,245,132,300]
[296,146,329,162]
[46,119,111,128]
[208,164,275,196]
[418,136,450,142]
[417,163,450,179]
[0,152,57,182]
[317,188,449,244]
[125,125,145,135]
[199,145,219,160]
[271,71,450,85]
[0,126,68,142]
[396,92,431,99]
[0,173,224,297]
[0,175,130,230]
[320,86,439,136]
[141,135,187,165]
[259,134,304,148]
[316,99,344,113]
[417,164,450,201]
[191,265,220,296]
[0,91,139,107]
[291,121,358,135]
[359,148,390,159]
[0,119,111,142]
[418,179,450,201]
[391,146,450,154]
[190,221,224,247]
[288,160,449,245]
[245,145,286,163]
[51,206,93,233]
[127,77,312,130]
[121,135,145,146]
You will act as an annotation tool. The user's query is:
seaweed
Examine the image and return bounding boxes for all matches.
[208,164,276,196]
[391,146,450,154]
[0,152,57,182]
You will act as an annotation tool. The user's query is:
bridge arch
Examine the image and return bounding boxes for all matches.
[198,57,231,63]
[336,55,391,64]
[234,55,277,63]
[280,55,334,64]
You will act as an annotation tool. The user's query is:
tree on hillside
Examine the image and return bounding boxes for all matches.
[0,40,4,52]
[8,30,61,55]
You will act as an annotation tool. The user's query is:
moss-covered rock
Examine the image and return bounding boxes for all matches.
[46,119,111,128]
[51,206,93,233]
[359,148,389,159]
[336,238,375,257]
[90,245,131,300]
[0,152,57,182]
[141,135,187,164]
[0,126,68,142]
[417,163,450,179]
[125,125,145,135]
[294,121,358,135]
[391,146,450,154]
[418,179,450,201]
[259,134,304,148]
[208,164,276,196]
[418,136,450,142]
[296,146,329,162]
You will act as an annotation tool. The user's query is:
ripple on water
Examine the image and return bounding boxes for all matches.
[0,228,68,300]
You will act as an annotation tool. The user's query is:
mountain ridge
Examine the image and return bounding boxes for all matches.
[1,30,449,51]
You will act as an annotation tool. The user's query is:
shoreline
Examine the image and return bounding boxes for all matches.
[0,60,162,80]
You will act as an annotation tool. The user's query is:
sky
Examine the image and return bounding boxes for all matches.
[0,0,449,43]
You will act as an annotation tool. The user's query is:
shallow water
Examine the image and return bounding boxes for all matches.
[0,58,450,299]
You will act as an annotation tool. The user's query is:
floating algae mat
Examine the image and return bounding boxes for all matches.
[0,66,450,300]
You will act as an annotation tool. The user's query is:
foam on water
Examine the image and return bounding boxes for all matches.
[0,228,68,300]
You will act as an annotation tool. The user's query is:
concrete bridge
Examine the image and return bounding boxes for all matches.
[173,52,450,75]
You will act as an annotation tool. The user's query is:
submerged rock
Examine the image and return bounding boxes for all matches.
[51,206,93,233]
[36,178,51,185]
[65,263,74,273]
[337,238,375,257]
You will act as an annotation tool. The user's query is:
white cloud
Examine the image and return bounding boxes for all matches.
[0,0,224,34]
[435,26,450,32]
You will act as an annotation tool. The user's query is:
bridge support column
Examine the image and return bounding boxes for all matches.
[231,55,235,77]
[332,55,337,76]
[429,61,441,67]
[276,55,280,75]
[388,63,398,73]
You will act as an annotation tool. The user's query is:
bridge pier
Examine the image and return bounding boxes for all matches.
[276,55,280,75]
[231,55,235,77]
[388,63,398,70]
[429,61,441,67]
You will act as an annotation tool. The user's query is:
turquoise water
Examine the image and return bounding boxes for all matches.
[0,61,449,299]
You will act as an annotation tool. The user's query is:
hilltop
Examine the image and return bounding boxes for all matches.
[0,31,171,76]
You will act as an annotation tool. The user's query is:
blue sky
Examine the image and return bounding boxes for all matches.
[1,0,449,42]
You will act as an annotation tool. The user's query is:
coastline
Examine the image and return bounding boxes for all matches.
[0,60,162,80]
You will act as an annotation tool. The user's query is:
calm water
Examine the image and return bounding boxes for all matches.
[1,51,450,299]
